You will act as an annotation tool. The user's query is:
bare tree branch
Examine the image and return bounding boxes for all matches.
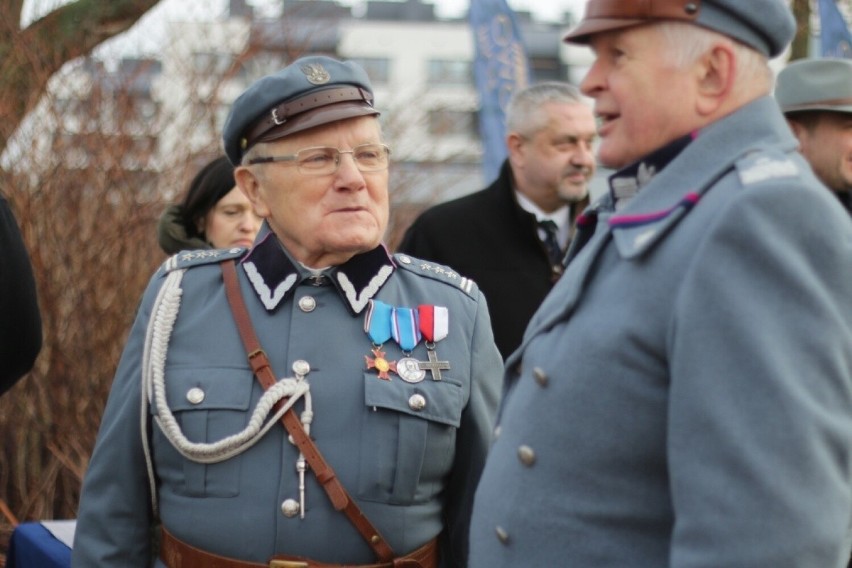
[0,0,160,153]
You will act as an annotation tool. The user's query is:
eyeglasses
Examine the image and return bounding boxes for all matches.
[248,143,391,175]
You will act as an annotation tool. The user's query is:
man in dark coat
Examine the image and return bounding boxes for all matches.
[398,82,596,359]
[0,194,41,393]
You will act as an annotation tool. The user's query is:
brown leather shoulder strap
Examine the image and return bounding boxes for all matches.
[220,260,395,562]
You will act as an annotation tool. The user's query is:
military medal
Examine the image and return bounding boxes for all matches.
[364,300,398,380]
[396,357,426,383]
[418,305,450,381]
[392,306,426,383]
[365,346,397,380]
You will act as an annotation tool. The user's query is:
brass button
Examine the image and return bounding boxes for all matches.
[281,499,300,518]
[408,394,427,411]
[186,387,205,405]
[495,526,510,544]
[298,296,317,312]
[532,367,548,387]
[518,445,536,467]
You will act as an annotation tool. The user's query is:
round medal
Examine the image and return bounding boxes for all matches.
[397,357,426,383]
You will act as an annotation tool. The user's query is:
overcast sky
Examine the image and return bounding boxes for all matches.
[21,0,587,60]
[23,0,587,27]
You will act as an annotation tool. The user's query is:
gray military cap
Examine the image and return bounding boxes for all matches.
[222,55,379,165]
[563,0,795,58]
[775,58,852,115]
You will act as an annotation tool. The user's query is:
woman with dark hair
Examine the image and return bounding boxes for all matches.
[157,156,261,254]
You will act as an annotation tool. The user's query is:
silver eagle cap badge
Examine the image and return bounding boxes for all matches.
[301,63,331,85]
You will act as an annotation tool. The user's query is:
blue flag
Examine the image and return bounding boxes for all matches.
[819,0,852,58]
[469,0,532,183]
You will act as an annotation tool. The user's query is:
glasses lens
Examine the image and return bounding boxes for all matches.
[296,147,339,174]
[353,144,389,171]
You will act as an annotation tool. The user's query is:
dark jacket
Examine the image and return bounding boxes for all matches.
[398,160,556,359]
[0,195,41,393]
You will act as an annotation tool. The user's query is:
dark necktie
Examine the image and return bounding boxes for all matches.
[538,219,564,268]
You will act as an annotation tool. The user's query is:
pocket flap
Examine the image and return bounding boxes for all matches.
[364,374,463,427]
[158,367,254,413]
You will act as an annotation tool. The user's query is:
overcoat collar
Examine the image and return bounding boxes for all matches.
[240,223,395,315]
[508,97,799,369]
[605,96,799,259]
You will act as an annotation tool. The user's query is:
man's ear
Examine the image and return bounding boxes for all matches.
[235,166,270,219]
[695,43,735,116]
[786,119,811,152]
[506,132,525,167]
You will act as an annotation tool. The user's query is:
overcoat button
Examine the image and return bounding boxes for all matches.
[281,499,300,518]
[292,360,311,376]
[408,394,427,411]
[186,387,205,404]
[493,425,502,439]
[518,445,536,467]
[398,255,412,264]
[495,526,510,544]
[298,296,317,312]
[532,367,548,387]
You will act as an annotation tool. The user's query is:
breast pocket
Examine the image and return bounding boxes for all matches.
[151,367,254,498]
[358,374,464,505]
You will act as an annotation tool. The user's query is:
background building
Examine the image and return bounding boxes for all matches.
[35,0,591,226]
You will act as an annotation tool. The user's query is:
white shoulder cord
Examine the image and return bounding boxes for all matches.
[140,268,312,516]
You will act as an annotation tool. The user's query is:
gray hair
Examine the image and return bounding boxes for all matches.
[505,82,586,137]
[657,21,773,93]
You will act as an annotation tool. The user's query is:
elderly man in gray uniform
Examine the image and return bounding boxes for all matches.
[469,1,852,567]
[72,55,503,568]
[776,58,852,211]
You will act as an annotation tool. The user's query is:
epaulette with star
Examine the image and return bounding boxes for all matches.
[394,253,478,299]
[158,247,249,275]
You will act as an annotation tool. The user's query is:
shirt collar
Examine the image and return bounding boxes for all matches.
[515,189,572,247]
[240,224,395,315]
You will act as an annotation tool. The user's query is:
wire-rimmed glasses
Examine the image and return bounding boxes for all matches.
[248,143,391,175]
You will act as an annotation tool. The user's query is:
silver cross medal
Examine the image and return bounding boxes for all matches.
[418,346,450,381]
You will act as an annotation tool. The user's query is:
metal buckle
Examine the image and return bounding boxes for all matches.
[269,561,309,568]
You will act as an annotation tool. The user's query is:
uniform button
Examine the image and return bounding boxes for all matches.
[495,526,510,545]
[408,394,427,411]
[186,387,205,404]
[532,367,549,387]
[398,255,412,264]
[518,445,536,467]
[281,499,300,518]
[298,296,317,312]
[292,360,311,376]
[493,425,502,439]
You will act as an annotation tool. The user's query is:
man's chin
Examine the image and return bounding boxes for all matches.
[558,185,590,203]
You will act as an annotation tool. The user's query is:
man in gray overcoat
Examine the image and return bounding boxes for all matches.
[72,55,503,568]
[469,1,852,566]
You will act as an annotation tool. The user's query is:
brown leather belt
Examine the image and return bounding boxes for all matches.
[160,527,438,568]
